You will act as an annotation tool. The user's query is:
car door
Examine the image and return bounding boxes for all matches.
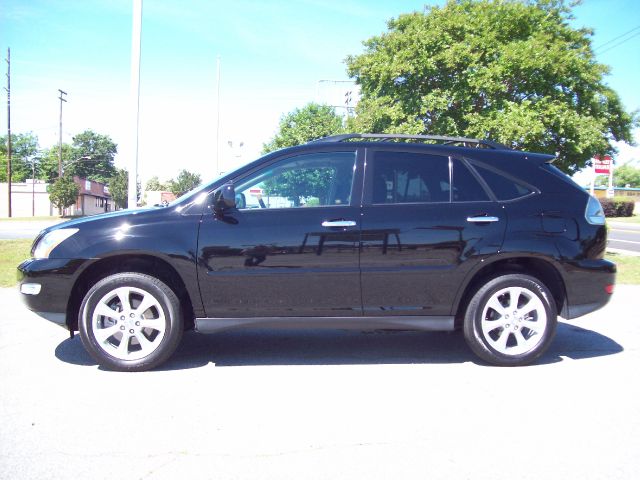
[360,148,506,317]
[197,149,363,318]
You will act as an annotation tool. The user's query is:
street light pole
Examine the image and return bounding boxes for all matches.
[5,48,12,218]
[215,55,221,177]
[57,89,67,178]
[128,0,143,209]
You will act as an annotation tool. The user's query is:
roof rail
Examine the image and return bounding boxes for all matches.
[312,133,509,150]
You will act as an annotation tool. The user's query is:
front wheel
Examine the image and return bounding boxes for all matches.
[463,274,557,366]
[79,273,183,371]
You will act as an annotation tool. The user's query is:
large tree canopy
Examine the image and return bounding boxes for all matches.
[263,103,344,154]
[346,0,635,173]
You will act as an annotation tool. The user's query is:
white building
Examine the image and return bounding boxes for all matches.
[1,176,113,218]
[0,180,54,217]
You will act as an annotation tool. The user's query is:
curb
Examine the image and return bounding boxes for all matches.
[607,247,640,257]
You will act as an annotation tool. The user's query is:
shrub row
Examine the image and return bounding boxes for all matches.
[600,197,635,217]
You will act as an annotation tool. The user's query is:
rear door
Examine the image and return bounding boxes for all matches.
[359,148,507,317]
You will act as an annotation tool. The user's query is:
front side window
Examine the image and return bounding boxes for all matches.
[235,151,356,209]
[372,151,450,204]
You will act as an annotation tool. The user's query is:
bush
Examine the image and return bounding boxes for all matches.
[600,197,635,217]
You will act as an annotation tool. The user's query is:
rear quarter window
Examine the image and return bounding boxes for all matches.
[471,162,534,201]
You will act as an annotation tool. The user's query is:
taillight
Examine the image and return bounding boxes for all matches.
[605,284,614,295]
[585,195,605,225]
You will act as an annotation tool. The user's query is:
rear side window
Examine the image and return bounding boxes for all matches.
[372,151,450,203]
[452,159,490,202]
[471,162,533,201]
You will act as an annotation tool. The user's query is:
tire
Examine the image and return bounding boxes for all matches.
[79,273,183,372]
[463,274,557,366]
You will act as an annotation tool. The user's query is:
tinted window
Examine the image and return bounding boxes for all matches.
[372,151,450,203]
[452,159,490,202]
[472,162,533,201]
[235,152,355,209]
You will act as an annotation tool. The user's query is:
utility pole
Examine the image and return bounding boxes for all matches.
[31,157,36,217]
[5,48,12,217]
[57,89,67,178]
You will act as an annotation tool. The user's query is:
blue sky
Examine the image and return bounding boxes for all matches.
[1,0,639,184]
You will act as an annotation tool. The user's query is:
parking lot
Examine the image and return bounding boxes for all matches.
[1,284,638,480]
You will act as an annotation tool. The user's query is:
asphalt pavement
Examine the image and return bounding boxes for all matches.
[1,285,638,480]
[608,221,640,254]
[0,220,63,240]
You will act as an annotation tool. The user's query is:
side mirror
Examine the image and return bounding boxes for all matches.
[213,183,236,212]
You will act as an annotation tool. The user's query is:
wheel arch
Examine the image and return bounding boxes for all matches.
[453,255,567,328]
[66,253,195,332]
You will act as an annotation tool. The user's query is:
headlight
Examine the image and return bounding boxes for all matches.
[33,229,79,259]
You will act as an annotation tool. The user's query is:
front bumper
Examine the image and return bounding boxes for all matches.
[17,257,91,329]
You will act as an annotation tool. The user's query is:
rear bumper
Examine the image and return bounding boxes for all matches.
[561,258,615,320]
[17,257,91,329]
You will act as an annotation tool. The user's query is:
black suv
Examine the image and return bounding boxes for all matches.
[18,134,615,371]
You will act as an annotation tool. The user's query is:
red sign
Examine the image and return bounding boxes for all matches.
[594,155,612,175]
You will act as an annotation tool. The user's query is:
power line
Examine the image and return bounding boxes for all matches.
[596,30,640,55]
[593,25,640,52]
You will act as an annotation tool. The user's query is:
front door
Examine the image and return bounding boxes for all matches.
[197,150,363,318]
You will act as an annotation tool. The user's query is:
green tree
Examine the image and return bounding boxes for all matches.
[595,163,640,188]
[263,167,336,207]
[145,176,167,191]
[168,169,202,197]
[48,175,79,212]
[65,130,118,183]
[262,103,344,154]
[261,103,345,205]
[38,144,74,182]
[0,133,39,182]
[614,164,640,188]
[108,168,131,209]
[345,0,635,173]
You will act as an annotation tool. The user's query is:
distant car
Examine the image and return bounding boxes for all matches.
[18,134,615,371]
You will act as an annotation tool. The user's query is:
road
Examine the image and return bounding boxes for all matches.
[0,220,63,240]
[608,222,640,254]
[1,285,638,480]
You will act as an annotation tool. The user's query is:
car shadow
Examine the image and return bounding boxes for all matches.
[54,321,623,371]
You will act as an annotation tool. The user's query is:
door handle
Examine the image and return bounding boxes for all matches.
[467,216,499,223]
[321,220,357,228]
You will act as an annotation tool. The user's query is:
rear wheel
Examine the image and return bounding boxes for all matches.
[463,274,557,366]
[79,273,183,371]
